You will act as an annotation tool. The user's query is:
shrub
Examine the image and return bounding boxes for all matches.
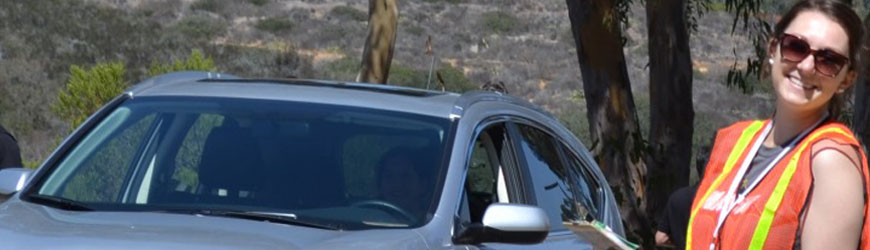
[388,63,475,93]
[255,17,294,34]
[320,57,358,81]
[250,0,268,6]
[558,91,592,146]
[422,0,466,4]
[405,25,425,36]
[436,64,475,92]
[53,62,127,129]
[481,11,519,34]
[172,15,227,39]
[148,49,216,77]
[330,6,368,22]
[190,0,222,12]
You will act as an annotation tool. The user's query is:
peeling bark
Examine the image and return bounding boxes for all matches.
[357,0,398,84]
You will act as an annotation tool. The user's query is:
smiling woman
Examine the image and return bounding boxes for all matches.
[686,1,870,250]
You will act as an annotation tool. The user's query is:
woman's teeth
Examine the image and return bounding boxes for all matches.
[789,76,815,90]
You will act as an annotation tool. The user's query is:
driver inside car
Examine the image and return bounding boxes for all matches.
[374,148,431,222]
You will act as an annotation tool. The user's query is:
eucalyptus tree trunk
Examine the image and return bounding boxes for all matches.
[645,0,694,224]
[565,0,652,247]
[357,0,398,84]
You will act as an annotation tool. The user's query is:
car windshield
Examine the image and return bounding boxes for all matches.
[30,96,452,230]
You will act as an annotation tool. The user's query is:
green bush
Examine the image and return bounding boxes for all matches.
[436,64,475,92]
[250,0,269,6]
[708,2,727,11]
[53,62,127,129]
[255,17,295,34]
[388,65,427,87]
[318,58,474,93]
[320,57,359,81]
[558,91,592,146]
[330,6,368,22]
[481,11,519,34]
[405,25,425,36]
[389,63,475,93]
[190,0,222,12]
[422,0,466,4]
[148,49,216,77]
[172,16,227,39]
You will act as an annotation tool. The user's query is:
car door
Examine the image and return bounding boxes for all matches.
[503,121,596,250]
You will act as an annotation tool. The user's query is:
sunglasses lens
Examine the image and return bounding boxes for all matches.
[781,35,810,62]
[814,50,848,76]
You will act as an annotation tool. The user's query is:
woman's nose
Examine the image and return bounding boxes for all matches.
[796,54,816,75]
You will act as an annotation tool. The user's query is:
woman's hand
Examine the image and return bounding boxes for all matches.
[655,230,672,246]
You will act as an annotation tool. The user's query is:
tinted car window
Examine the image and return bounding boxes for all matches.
[55,112,156,202]
[515,124,580,230]
[34,97,451,230]
[559,144,601,220]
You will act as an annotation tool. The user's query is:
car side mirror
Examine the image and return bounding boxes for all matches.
[0,168,32,195]
[455,203,550,245]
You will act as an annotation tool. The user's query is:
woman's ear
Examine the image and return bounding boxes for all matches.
[839,70,857,93]
[768,38,779,59]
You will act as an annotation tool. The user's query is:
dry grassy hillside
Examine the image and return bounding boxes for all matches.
[0,0,785,168]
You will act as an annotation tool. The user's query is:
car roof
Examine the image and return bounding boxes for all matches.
[126,71,553,120]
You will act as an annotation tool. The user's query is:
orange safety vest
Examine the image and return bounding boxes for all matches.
[686,120,870,250]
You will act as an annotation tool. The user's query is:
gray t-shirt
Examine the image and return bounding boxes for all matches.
[738,144,784,193]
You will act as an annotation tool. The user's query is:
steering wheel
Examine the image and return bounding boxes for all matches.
[351,200,416,223]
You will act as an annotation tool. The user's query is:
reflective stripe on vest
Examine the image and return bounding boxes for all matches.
[686,120,765,249]
[748,126,856,248]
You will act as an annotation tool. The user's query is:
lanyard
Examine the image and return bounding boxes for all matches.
[709,114,828,246]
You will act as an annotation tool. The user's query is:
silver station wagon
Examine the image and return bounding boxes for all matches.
[0,72,623,249]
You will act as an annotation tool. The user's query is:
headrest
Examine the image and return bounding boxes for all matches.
[198,122,263,192]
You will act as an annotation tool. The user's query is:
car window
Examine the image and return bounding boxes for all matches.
[33,97,452,230]
[50,111,156,202]
[172,114,225,193]
[559,144,601,220]
[342,134,431,199]
[462,123,511,223]
[515,124,581,231]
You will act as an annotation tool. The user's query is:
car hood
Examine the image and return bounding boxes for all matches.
[0,199,429,250]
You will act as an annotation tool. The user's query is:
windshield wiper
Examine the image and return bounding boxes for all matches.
[217,211,341,230]
[169,209,340,230]
[27,194,94,211]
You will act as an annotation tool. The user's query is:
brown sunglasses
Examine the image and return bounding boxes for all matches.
[779,33,850,77]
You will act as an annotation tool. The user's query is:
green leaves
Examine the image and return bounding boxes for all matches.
[53,50,216,131]
[481,11,520,35]
[53,62,127,129]
[254,17,295,34]
[147,49,216,77]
